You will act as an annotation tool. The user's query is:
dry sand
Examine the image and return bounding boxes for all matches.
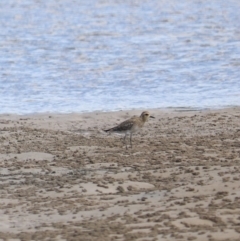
[0,107,240,241]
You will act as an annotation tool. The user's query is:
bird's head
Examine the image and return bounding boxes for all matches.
[140,111,155,122]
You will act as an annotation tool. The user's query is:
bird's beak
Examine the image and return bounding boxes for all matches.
[150,116,155,119]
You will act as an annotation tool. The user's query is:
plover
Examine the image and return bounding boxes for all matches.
[104,111,155,149]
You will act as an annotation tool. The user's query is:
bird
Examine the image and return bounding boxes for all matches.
[104,111,155,149]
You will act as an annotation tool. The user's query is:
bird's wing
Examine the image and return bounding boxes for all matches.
[111,118,136,132]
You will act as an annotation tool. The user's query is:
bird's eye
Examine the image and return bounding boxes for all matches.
[145,113,149,116]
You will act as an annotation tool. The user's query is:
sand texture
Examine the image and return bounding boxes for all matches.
[0,108,240,241]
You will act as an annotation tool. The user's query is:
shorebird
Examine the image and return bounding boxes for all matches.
[104,111,155,149]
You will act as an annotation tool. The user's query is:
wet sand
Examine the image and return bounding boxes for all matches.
[0,107,240,241]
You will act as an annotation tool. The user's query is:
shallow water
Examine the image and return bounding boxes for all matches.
[0,0,240,114]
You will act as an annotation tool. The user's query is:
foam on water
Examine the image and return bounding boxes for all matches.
[0,0,240,114]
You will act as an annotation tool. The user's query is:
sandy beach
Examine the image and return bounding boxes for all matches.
[0,107,240,241]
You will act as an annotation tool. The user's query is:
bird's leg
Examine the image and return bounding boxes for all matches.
[123,133,128,149]
[130,133,133,148]
[123,133,126,143]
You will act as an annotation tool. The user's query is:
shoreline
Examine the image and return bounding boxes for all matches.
[1,104,239,117]
[1,106,239,132]
[0,107,240,240]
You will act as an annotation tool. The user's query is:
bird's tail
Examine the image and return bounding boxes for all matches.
[103,128,111,132]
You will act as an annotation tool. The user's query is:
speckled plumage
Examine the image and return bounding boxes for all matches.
[104,111,154,149]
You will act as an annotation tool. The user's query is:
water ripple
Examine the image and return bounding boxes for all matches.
[0,0,240,113]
